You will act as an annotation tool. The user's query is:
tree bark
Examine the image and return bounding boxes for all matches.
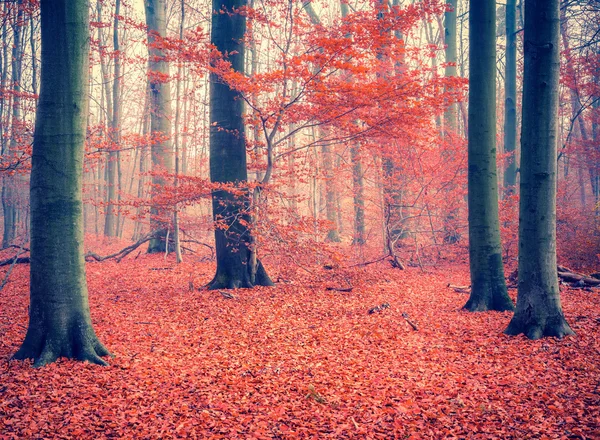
[322,141,341,242]
[464,0,514,312]
[2,1,23,248]
[443,0,457,133]
[145,0,174,253]
[503,0,518,195]
[104,0,121,237]
[13,0,111,367]
[208,0,273,289]
[505,0,574,339]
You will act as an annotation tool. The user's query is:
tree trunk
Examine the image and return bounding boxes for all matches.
[443,0,457,133]
[505,0,574,339]
[464,0,514,312]
[145,0,174,253]
[2,1,23,248]
[503,0,518,195]
[13,0,110,367]
[208,0,273,289]
[104,0,121,237]
[351,143,366,245]
[172,0,185,264]
[322,141,341,242]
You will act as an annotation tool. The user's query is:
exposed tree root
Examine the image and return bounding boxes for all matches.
[12,325,112,368]
[505,316,575,340]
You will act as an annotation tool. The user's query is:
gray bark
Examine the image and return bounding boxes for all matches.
[13,0,111,367]
[505,0,574,339]
[145,0,174,253]
[503,0,518,194]
[104,0,121,237]
[208,0,272,289]
[464,0,514,312]
[443,0,457,133]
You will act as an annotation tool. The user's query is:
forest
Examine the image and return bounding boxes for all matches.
[0,0,599,437]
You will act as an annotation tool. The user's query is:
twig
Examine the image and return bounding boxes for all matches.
[447,283,471,293]
[326,286,353,292]
[218,290,235,299]
[401,312,419,331]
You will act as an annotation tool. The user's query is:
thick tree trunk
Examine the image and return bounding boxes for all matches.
[505,0,574,339]
[464,0,514,312]
[145,0,174,253]
[13,0,110,367]
[208,0,273,289]
[503,0,518,195]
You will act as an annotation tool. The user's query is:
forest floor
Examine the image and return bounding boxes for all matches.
[0,244,599,439]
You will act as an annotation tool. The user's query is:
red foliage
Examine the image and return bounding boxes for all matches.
[1,251,599,438]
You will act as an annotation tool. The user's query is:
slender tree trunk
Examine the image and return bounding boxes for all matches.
[464,0,514,312]
[145,0,174,253]
[503,0,518,195]
[351,143,366,245]
[443,0,457,133]
[505,0,574,339]
[208,0,273,289]
[172,0,185,264]
[104,0,121,237]
[340,1,365,245]
[2,1,23,247]
[13,0,110,367]
[322,141,341,242]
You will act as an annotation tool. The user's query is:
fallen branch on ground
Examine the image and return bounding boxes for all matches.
[402,312,419,331]
[0,245,26,291]
[447,283,470,293]
[85,233,155,263]
[0,256,30,267]
[326,286,353,292]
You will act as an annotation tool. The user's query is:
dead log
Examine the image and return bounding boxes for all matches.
[512,265,600,287]
[557,271,600,286]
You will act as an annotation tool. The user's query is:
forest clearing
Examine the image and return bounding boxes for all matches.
[1,245,599,438]
[1,0,600,437]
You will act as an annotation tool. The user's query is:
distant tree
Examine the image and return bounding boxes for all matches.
[13,0,111,367]
[208,0,273,289]
[505,0,574,339]
[145,0,174,253]
[464,0,514,312]
[503,0,518,195]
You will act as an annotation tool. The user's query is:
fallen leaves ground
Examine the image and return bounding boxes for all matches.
[1,251,599,439]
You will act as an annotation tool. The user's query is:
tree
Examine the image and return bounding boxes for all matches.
[208,0,273,289]
[13,0,111,367]
[2,0,23,248]
[104,0,121,237]
[503,0,518,195]
[145,0,174,253]
[443,0,457,133]
[464,0,514,312]
[505,0,574,339]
